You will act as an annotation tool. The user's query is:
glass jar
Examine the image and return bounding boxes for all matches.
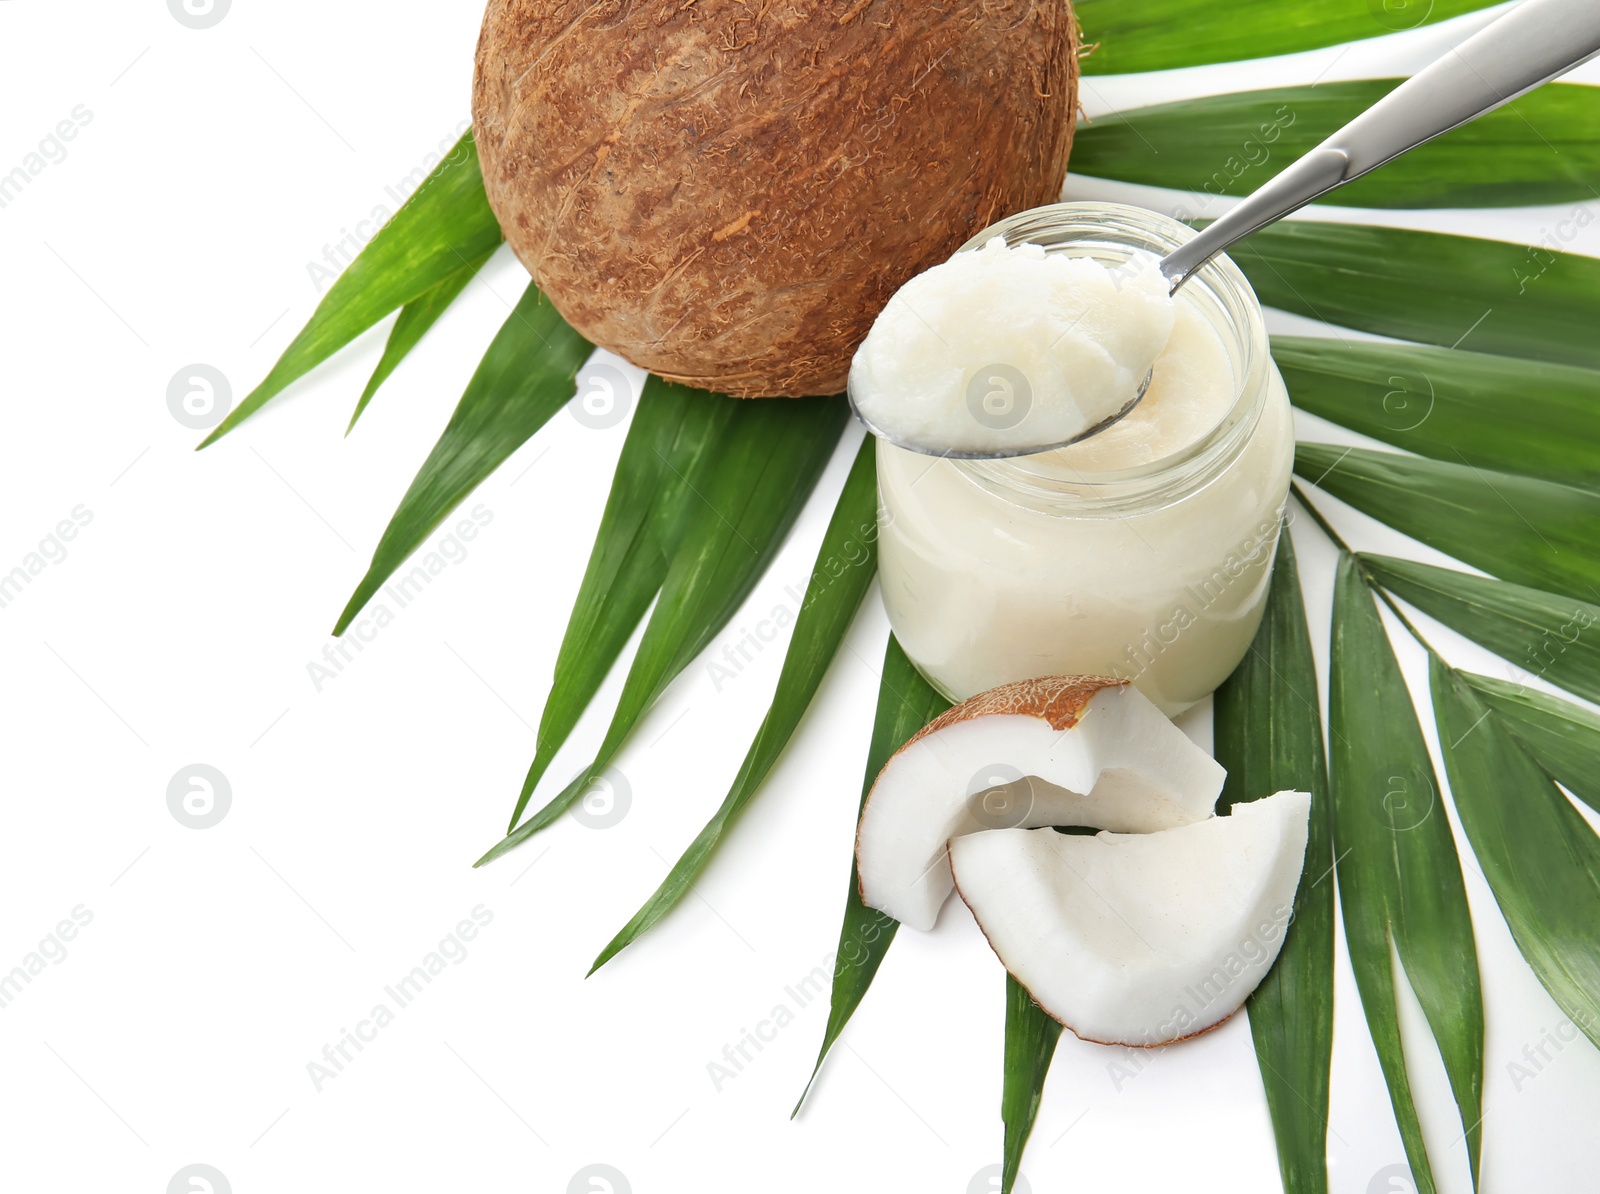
[876,202,1294,715]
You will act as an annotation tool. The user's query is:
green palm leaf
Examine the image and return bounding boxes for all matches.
[1000,974,1063,1194]
[795,635,949,1115]
[1298,444,1600,606]
[1455,672,1600,818]
[1232,222,1600,370]
[1074,82,1600,208]
[1431,661,1600,1052]
[1075,0,1498,75]
[1362,555,1600,705]
[202,131,502,446]
[506,380,740,831]
[334,285,592,635]
[1214,526,1334,1194]
[590,438,881,972]
[476,396,850,866]
[347,245,496,432]
[1329,556,1483,1194]
[1275,337,1600,491]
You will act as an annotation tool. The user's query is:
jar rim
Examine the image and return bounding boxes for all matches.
[952,202,1270,511]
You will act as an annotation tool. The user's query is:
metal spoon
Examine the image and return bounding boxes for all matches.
[863,0,1600,460]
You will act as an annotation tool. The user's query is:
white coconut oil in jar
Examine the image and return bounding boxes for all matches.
[875,203,1295,715]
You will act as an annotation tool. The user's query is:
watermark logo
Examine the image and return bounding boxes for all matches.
[1376,772,1435,832]
[965,763,1031,830]
[1110,513,1284,685]
[966,363,1032,432]
[1367,0,1433,31]
[569,363,635,431]
[568,1165,631,1194]
[1500,605,1598,697]
[1117,902,1294,1045]
[305,124,474,292]
[167,765,232,830]
[568,768,631,830]
[1367,1162,1416,1194]
[167,365,232,430]
[0,505,94,613]
[969,1164,1029,1194]
[167,1164,231,1194]
[0,106,95,213]
[707,952,838,1092]
[1171,105,1297,225]
[1372,371,1434,432]
[307,506,495,692]
[1514,203,1597,294]
[1508,1012,1596,1091]
[0,905,94,1012]
[168,0,231,29]
[1107,1040,1166,1092]
[306,906,494,1091]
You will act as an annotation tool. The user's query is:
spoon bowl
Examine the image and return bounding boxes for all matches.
[848,368,1154,461]
[858,0,1600,462]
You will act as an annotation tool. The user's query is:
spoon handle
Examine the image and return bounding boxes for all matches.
[1160,0,1600,290]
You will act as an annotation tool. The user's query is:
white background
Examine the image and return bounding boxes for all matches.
[2,3,1599,1192]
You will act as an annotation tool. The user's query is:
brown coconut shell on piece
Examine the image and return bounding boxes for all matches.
[473,0,1081,397]
[855,674,1128,879]
[851,674,1227,931]
[909,674,1126,744]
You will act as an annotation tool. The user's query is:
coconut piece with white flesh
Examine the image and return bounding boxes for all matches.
[950,790,1312,1046]
[854,677,1223,931]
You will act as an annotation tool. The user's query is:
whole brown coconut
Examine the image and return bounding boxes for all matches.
[473,0,1080,398]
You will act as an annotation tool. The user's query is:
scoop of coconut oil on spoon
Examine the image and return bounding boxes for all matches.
[849,0,1600,461]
